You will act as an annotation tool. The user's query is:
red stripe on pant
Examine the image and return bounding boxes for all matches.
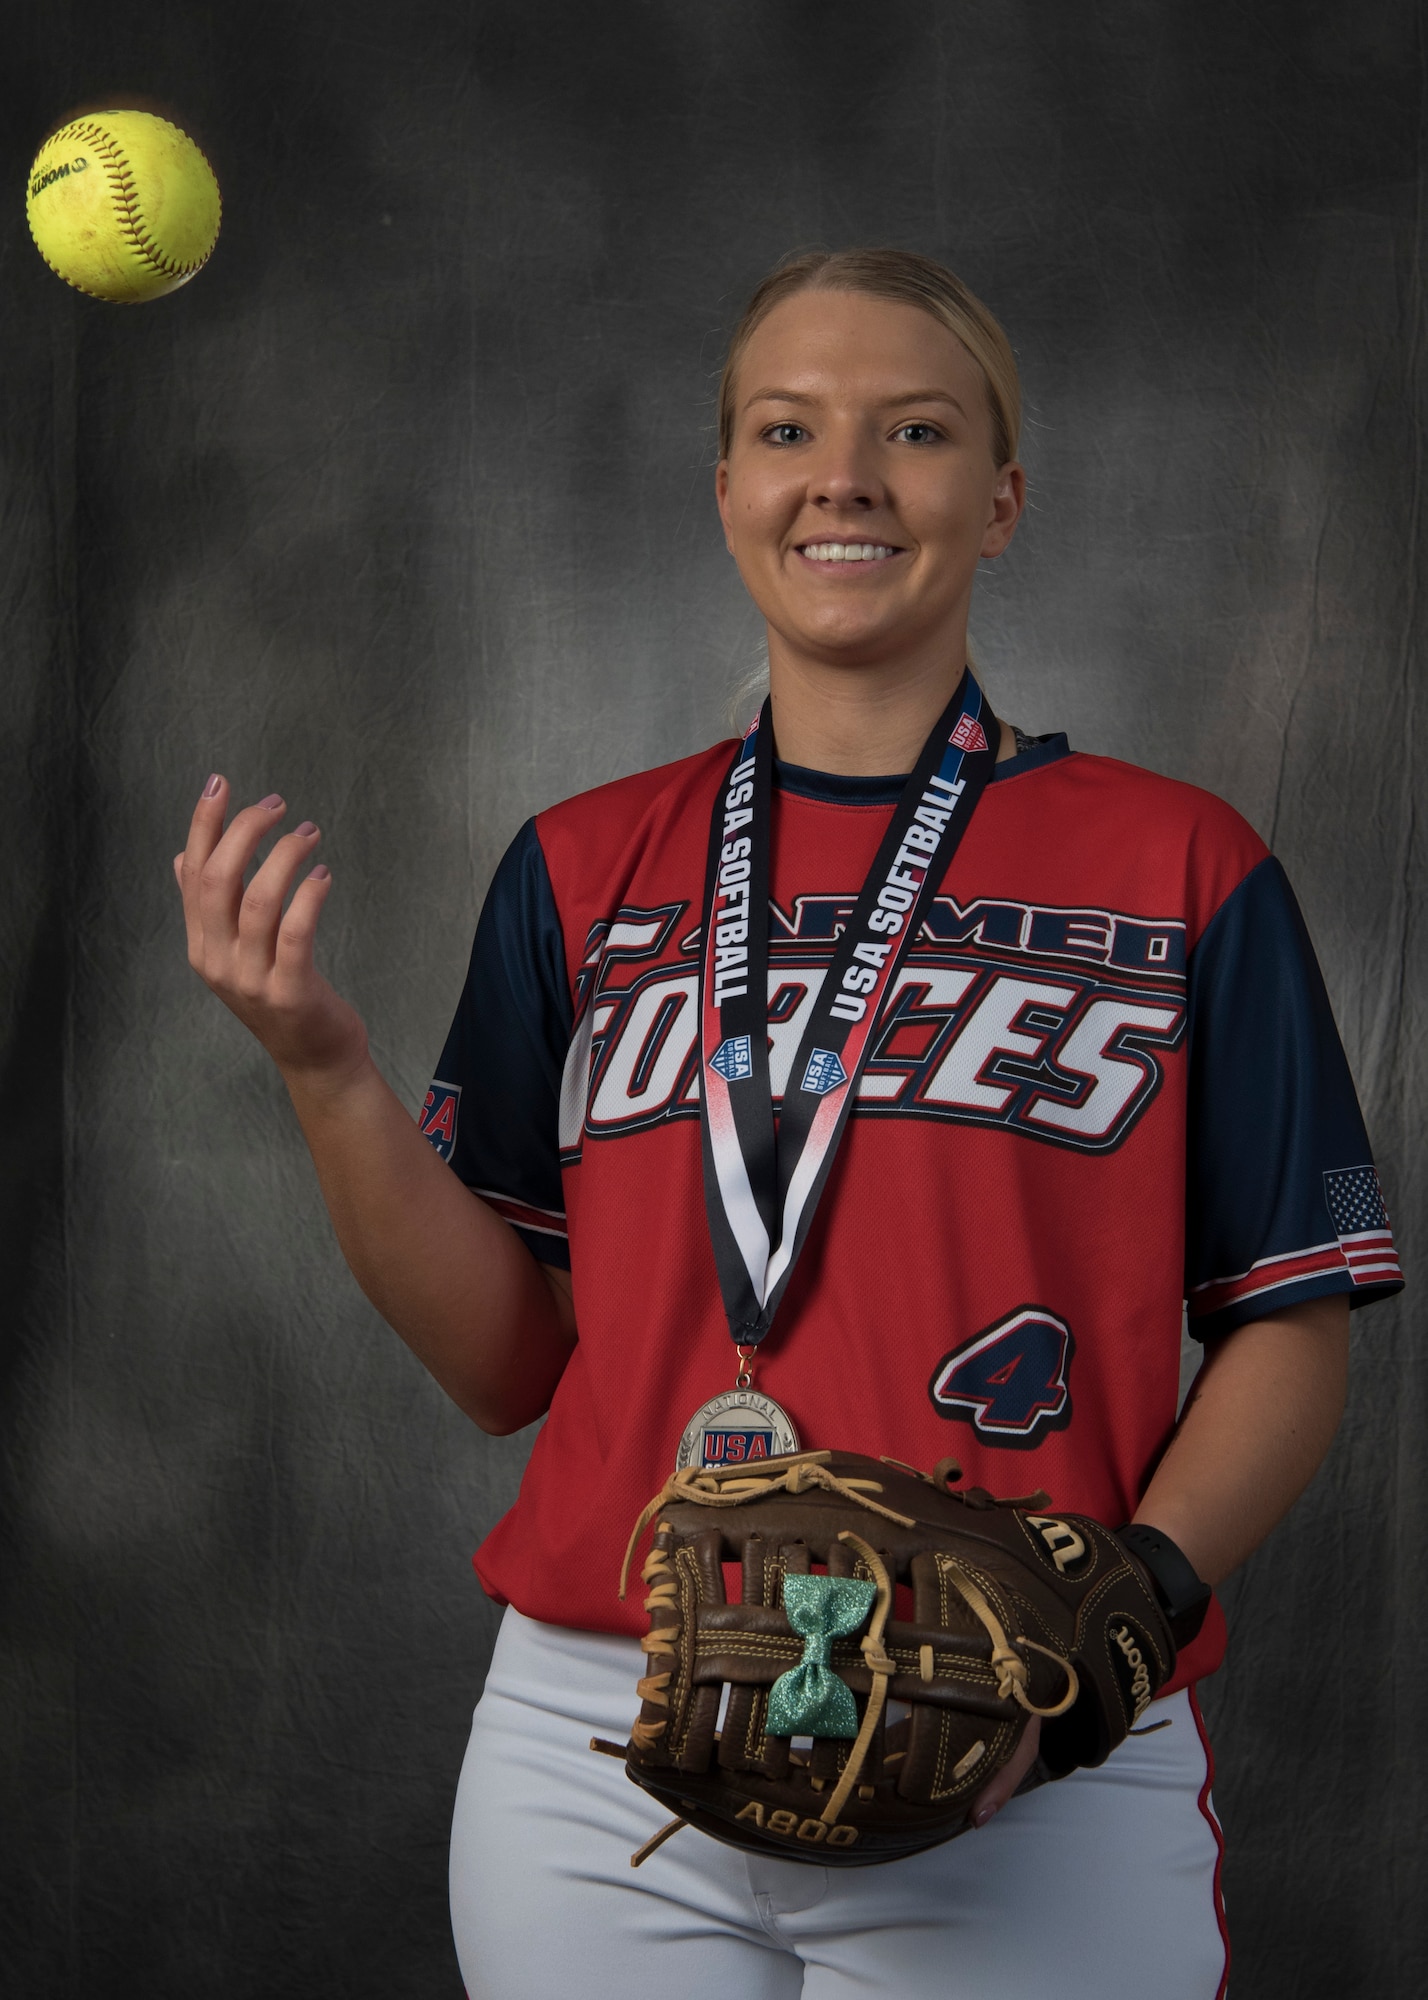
[1189,1684,1231,2000]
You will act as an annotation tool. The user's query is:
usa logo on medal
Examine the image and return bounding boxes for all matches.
[676,1389,800,1471]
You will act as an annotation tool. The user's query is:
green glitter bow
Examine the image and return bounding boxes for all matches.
[766,1574,877,1739]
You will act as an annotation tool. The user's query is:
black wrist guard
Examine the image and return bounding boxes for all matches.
[1116,1523,1212,1649]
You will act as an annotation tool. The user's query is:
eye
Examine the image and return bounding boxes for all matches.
[762,422,809,446]
[892,422,943,445]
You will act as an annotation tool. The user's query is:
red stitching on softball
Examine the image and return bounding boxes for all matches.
[51,118,217,282]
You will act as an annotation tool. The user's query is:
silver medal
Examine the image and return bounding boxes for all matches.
[676,1388,800,1472]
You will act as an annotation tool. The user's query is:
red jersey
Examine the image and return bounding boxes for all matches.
[424,734,1401,1691]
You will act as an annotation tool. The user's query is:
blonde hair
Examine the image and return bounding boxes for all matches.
[717,247,1021,468]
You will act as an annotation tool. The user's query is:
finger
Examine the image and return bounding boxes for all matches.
[179,773,230,879]
[176,773,228,948]
[194,792,288,963]
[272,864,333,976]
[235,822,322,977]
[970,1714,1041,1830]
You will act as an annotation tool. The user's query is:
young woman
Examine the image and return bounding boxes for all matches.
[175,250,1401,1999]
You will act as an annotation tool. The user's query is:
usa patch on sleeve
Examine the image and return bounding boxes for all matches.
[419,1080,462,1162]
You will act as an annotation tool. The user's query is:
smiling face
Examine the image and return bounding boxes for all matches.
[716,289,1024,678]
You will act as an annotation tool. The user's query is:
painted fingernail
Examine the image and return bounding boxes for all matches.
[294,821,317,837]
[258,793,283,810]
[972,1806,998,1829]
[202,773,221,799]
[309,865,331,881]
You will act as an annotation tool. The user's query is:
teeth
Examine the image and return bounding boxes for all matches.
[802,542,897,562]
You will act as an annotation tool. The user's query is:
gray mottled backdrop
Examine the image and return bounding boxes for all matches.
[2,3,1423,1994]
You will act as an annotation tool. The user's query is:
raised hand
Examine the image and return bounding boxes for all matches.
[174,774,369,1082]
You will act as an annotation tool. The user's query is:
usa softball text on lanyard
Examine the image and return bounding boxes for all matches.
[676,670,999,1471]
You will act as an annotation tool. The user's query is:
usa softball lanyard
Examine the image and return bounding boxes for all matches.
[698,667,1000,1366]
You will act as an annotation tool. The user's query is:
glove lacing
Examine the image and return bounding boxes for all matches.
[618,1451,918,1602]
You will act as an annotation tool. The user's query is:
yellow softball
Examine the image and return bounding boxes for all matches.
[27,110,221,304]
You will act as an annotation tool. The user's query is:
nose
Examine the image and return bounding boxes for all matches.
[807,426,885,512]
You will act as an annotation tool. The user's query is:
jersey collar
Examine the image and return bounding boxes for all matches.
[774,732,1070,806]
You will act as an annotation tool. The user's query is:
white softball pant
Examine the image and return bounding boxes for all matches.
[450,1606,1229,2000]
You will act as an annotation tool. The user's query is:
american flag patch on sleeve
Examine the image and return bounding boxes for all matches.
[1323,1166,1402,1284]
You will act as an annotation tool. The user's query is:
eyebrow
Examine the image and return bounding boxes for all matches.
[743,388,970,418]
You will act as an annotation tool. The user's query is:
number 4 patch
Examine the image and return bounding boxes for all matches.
[928,1307,1074,1449]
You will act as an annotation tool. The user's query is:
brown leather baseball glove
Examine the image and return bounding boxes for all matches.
[599,1450,1176,1867]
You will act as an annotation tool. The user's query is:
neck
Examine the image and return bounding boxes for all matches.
[765,639,1015,775]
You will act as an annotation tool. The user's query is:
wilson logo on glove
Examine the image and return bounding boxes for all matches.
[1110,1622,1155,1723]
[1023,1515,1090,1576]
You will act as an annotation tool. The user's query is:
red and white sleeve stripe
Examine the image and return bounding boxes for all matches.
[473,1189,569,1245]
[1189,1230,1401,1321]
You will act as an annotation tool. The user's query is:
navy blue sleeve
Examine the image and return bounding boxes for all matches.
[418,819,573,1267]
[1185,856,1402,1338]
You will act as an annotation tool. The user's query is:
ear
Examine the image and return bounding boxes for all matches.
[715,459,735,553]
[980,462,1026,560]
